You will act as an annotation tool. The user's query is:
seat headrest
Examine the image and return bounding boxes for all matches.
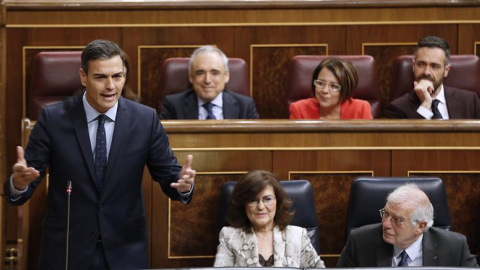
[29,51,83,119]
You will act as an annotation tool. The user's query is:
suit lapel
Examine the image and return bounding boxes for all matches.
[422,230,439,266]
[376,240,394,266]
[222,91,239,119]
[444,87,460,118]
[71,95,97,185]
[103,97,127,186]
[183,90,199,119]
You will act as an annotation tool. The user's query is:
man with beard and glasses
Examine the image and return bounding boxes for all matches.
[337,184,478,268]
[387,36,480,119]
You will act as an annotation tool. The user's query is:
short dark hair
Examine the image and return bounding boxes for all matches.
[226,170,293,231]
[415,36,451,65]
[311,57,359,103]
[81,39,128,76]
[81,39,139,101]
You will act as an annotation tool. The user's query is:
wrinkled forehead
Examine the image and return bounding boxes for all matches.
[385,201,411,219]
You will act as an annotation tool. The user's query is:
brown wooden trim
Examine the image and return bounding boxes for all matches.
[3,0,480,10]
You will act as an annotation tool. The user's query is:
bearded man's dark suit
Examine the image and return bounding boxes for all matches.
[386,86,480,119]
[160,89,259,119]
[337,223,478,267]
[4,94,192,270]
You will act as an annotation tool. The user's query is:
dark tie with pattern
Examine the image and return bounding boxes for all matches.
[398,250,409,267]
[95,114,107,187]
[203,102,216,119]
[431,99,443,119]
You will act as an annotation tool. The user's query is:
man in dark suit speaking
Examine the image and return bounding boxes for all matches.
[337,184,478,267]
[160,45,259,120]
[387,36,480,119]
[4,39,196,270]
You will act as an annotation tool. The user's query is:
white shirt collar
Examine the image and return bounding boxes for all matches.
[394,233,423,261]
[434,84,446,104]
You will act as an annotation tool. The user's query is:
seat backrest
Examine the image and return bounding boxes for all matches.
[390,55,480,102]
[216,180,320,254]
[29,51,83,119]
[285,55,382,118]
[346,177,451,235]
[158,57,250,110]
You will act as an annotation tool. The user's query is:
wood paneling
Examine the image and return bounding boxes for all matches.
[3,1,480,268]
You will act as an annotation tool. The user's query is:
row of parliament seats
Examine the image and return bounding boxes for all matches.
[27,51,480,119]
[216,177,451,254]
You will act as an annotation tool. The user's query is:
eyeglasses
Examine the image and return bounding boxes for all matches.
[313,79,341,92]
[247,196,276,207]
[379,208,406,226]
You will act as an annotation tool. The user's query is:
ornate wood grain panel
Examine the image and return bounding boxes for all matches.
[251,45,327,118]
[287,172,371,266]
[363,43,416,116]
[392,150,480,256]
[138,45,199,110]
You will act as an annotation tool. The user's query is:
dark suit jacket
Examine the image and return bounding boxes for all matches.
[337,223,478,267]
[4,95,192,270]
[160,89,259,119]
[386,86,480,119]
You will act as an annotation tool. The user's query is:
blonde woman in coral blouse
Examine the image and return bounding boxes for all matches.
[289,57,373,120]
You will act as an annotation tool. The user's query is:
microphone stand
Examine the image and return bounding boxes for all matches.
[65,181,72,270]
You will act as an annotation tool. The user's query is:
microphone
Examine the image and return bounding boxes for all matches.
[65,181,72,270]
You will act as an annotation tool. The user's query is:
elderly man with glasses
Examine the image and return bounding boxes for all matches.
[337,184,478,268]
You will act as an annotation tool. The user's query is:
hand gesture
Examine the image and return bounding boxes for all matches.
[12,146,39,190]
[171,155,195,193]
[414,79,434,109]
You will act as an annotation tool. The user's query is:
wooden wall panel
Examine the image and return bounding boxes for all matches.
[364,44,416,116]
[251,45,327,118]
[458,24,480,54]
[236,26,345,118]
[3,2,480,268]
[273,150,391,266]
[392,150,480,256]
[138,46,198,110]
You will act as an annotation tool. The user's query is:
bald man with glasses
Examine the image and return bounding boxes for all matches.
[337,184,478,268]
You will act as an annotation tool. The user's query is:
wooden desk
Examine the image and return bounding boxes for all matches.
[152,120,480,268]
[15,119,480,268]
[13,119,480,268]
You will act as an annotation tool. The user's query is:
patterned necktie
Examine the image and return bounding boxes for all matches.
[203,102,216,119]
[398,250,409,267]
[95,114,107,187]
[431,99,443,119]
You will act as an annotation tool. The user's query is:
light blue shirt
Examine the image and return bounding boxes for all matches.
[198,92,223,120]
[392,233,423,267]
[83,93,117,160]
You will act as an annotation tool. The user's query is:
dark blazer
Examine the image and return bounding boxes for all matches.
[4,95,192,270]
[160,89,259,119]
[386,86,480,119]
[337,223,478,268]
